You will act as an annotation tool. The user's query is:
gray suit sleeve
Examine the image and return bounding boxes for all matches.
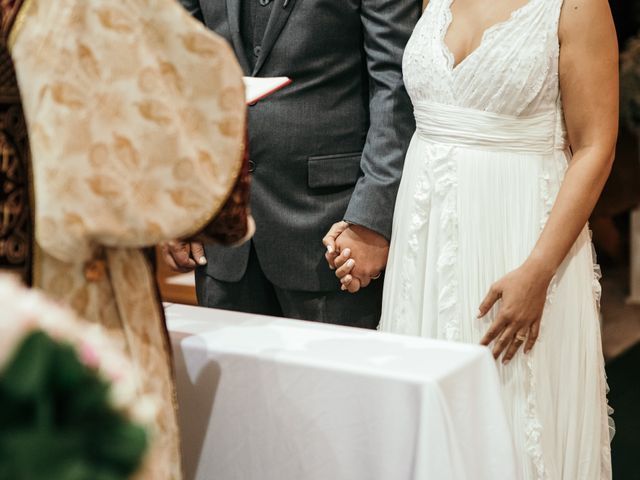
[177,0,204,22]
[342,0,420,240]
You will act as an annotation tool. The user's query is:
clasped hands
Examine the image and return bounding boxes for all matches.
[322,221,389,293]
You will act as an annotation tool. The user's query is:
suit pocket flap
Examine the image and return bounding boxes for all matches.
[308,152,362,189]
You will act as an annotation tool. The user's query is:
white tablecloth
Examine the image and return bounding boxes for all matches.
[166,303,519,480]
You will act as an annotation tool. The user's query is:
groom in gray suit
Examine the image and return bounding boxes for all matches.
[167,0,420,328]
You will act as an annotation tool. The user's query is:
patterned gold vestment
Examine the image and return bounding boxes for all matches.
[0,1,247,478]
[0,47,30,283]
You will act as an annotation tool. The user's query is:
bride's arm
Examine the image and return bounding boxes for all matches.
[478,0,618,362]
[528,0,618,275]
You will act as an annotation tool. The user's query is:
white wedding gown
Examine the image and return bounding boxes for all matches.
[379,0,613,478]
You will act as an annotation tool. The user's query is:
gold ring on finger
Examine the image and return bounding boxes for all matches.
[371,272,382,280]
[515,333,527,342]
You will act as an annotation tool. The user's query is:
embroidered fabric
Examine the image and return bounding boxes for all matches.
[0,0,25,45]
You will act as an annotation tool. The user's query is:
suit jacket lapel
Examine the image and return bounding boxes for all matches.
[225,0,251,75]
[252,0,298,76]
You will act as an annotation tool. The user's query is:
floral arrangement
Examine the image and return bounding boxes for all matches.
[0,275,156,480]
[621,34,640,132]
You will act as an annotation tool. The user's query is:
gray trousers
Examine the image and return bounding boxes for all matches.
[195,243,383,329]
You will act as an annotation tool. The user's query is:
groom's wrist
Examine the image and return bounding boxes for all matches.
[341,214,391,242]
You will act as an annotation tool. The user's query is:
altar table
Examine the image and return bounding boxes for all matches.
[166,303,519,480]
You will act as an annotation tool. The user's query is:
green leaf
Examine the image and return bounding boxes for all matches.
[1,331,56,398]
[95,421,148,474]
[0,331,149,479]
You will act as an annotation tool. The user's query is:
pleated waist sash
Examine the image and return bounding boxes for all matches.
[414,100,568,155]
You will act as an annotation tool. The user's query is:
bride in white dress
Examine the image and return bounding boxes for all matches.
[334,0,617,477]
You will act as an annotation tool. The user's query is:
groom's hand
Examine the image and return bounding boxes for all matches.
[334,224,388,291]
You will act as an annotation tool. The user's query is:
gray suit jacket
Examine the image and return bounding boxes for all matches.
[180,0,420,292]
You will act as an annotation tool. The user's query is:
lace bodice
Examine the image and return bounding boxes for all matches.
[403,0,565,117]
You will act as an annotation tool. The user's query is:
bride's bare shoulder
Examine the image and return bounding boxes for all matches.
[559,0,617,47]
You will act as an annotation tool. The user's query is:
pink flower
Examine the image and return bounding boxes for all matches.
[79,342,101,369]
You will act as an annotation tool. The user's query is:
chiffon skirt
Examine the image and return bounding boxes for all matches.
[380,132,613,479]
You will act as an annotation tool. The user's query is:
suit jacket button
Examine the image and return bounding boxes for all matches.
[248,160,256,173]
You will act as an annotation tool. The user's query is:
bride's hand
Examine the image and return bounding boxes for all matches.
[334,249,362,293]
[477,259,554,364]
